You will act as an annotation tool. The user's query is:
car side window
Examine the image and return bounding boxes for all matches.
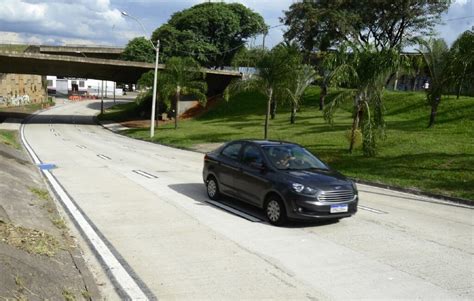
[242,145,263,166]
[221,143,242,161]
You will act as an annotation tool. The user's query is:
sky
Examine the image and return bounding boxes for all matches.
[0,0,473,49]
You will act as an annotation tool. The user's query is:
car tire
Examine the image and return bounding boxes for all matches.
[265,195,287,226]
[206,176,220,200]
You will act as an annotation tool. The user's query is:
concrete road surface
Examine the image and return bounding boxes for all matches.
[22,100,473,300]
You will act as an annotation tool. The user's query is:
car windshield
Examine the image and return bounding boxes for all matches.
[262,145,329,171]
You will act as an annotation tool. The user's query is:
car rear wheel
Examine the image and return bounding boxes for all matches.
[265,195,287,226]
[206,176,220,200]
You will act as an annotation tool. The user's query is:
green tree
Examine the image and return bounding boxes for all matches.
[232,46,267,68]
[225,45,298,139]
[282,0,450,111]
[282,0,451,52]
[408,54,426,91]
[324,46,404,156]
[159,57,208,129]
[316,50,351,110]
[285,64,317,124]
[450,30,474,99]
[281,1,340,110]
[137,71,173,118]
[281,0,339,58]
[417,38,452,128]
[152,2,266,68]
[121,37,155,63]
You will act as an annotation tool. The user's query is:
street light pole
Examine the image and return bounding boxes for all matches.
[121,11,160,138]
[150,40,160,138]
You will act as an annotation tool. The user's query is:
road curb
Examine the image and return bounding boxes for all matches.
[355,179,473,207]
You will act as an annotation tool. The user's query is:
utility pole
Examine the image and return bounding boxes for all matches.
[122,11,160,138]
[100,80,104,115]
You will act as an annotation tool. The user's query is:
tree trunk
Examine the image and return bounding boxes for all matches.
[264,89,272,140]
[349,102,362,154]
[393,71,399,91]
[270,99,277,120]
[290,102,296,124]
[412,71,419,91]
[319,83,327,111]
[174,87,180,130]
[428,98,440,128]
[457,64,467,99]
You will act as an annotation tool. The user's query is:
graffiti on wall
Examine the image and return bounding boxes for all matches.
[0,95,31,106]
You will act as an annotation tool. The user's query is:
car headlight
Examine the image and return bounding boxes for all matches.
[351,181,358,192]
[291,183,318,195]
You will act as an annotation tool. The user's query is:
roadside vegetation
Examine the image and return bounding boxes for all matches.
[0,223,61,257]
[0,44,28,52]
[0,129,21,149]
[103,88,473,200]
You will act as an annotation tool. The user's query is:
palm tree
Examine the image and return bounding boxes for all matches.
[449,30,474,99]
[159,57,207,129]
[317,47,354,111]
[408,54,425,91]
[285,64,317,124]
[225,45,299,139]
[416,38,452,128]
[324,45,403,156]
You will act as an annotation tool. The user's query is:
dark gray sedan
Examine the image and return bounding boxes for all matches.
[203,140,358,225]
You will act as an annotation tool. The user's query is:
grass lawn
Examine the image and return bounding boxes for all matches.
[101,88,474,200]
[0,44,28,52]
[0,130,21,149]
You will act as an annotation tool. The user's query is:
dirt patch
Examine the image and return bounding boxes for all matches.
[0,141,100,300]
[0,222,60,257]
[115,94,222,129]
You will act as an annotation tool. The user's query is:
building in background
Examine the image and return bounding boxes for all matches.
[46,76,122,98]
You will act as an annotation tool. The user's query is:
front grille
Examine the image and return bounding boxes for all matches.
[318,190,354,202]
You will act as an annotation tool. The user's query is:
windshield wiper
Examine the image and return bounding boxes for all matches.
[306,167,329,171]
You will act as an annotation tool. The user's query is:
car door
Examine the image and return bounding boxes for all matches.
[216,142,243,196]
[234,144,271,206]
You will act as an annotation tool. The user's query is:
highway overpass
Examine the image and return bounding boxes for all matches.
[0,50,241,95]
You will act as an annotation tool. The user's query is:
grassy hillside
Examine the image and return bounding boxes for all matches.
[105,88,474,200]
[0,44,28,52]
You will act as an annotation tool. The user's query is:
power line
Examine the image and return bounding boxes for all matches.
[445,15,474,22]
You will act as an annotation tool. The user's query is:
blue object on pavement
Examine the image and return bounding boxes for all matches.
[38,163,56,170]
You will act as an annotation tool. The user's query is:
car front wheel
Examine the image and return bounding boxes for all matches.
[206,176,220,200]
[265,196,287,226]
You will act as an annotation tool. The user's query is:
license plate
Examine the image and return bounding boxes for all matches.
[330,204,348,213]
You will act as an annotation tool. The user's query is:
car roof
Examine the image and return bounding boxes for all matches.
[231,139,298,147]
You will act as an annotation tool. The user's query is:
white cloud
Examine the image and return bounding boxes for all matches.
[0,0,471,48]
[453,0,469,5]
[435,0,473,46]
[0,0,47,22]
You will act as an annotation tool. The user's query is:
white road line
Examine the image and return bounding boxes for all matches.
[97,154,111,160]
[358,205,387,214]
[206,200,262,222]
[21,124,41,164]
[21,123,149,301]
[132,170,158,179]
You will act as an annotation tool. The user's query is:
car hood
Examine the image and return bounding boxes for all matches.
[283,169,351,188]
